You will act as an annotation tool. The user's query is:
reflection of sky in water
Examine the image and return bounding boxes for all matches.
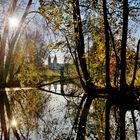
[30,85,140,139]
[126,110,140,139]
[32,85,72,140]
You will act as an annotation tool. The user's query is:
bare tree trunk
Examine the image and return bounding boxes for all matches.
[13,128,21,140]
[131,110,138,140]
[5,0,33,83]
[0,91,9,140]
[72,1,95,138]
[131,40,140,88]
[105,100,111,140]
[76,96,93,140]
[103,0,111,89]
[120,0,129,90]
[119,107,126,140]
[73,0,93,87]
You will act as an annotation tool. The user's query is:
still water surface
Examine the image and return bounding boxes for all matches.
[6,85,140,140]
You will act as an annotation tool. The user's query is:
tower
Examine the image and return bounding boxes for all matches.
[53,54,57,70]
[53,54,57,64]
[48,55,51,66]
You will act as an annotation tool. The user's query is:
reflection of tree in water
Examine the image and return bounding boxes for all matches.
[40,84,81,140]
[6,86,140,139]
[66,99,140,140]
[8,89,50,140]
[53,83,57,92]
[6,83,81,140]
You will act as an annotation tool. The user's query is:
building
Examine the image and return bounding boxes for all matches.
[48,55,68,73]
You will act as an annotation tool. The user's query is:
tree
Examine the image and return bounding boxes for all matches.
[9,89,50,140]
[39,0,140,139]
[14,39,44,87]
[0,0,34,139]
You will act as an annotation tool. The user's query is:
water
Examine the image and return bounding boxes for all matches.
[38,84,78,140]
[5,86,140,140]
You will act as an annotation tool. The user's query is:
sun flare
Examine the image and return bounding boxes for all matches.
[11,119,17,127]
[8,16,19,28]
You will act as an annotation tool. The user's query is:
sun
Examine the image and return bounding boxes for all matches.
[8,16,19,28]
[11,119,17,127]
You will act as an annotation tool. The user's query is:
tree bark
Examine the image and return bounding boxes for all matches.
[119,107,126,140]
[120,0,129,90]
[105,100,111,140]
[73,0,93,88]
[76,95,93,140]
[0,91,9,140]
[131,40,140,88]
[103,0,111,89]
[131,110,138,140]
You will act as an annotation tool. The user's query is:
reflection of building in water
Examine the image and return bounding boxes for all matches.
[53,83,57,92]
[48,54,68,72]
